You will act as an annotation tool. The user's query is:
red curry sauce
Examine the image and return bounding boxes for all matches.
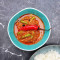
[14,14,45,45]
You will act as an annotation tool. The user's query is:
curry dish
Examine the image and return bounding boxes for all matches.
[14,14,45,45]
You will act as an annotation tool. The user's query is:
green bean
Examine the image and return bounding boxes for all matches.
[25,34,31,37]
[20,20,27,24]
[22,34,32,38]
[17,31,23,34]
[31,17,35,20]
[22,34,34,39]
[30,17,35,22]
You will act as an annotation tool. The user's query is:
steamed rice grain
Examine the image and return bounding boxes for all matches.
[34,50,60,60]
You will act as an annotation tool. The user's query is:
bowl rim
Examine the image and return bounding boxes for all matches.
[29,45,60,60]
[7,8,51,51]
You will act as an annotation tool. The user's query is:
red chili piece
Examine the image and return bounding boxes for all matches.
[18,25,39,31]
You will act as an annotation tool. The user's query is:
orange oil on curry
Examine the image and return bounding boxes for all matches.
[14,14,45,45]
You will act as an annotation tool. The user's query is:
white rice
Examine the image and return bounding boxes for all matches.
[34,50,60,60]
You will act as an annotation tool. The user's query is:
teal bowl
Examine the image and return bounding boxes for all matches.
[7,8,51,51]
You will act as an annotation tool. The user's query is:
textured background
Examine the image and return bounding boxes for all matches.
[0,0,60,60]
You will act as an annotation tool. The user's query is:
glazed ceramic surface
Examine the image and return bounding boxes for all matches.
[8,8,51,51]
[29,45,60,60]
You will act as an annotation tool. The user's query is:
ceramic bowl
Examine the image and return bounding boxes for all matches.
[29,45,60,60]
[7,8,51,51]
